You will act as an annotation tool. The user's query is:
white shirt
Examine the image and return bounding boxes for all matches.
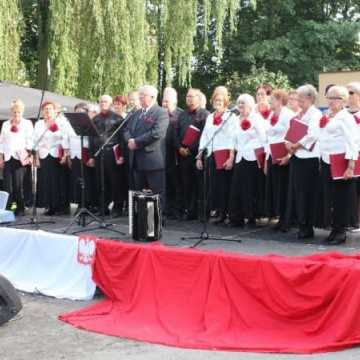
[234,112,267,163]
[292,105,322,159]
[198,110,237,156]
[319,108,359,164]
[33,119,68,159]
[0,118,34,161]
[266,107,294,159]
[348,109,360,151]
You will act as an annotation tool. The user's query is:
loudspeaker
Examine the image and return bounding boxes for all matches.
[0,274,22,325]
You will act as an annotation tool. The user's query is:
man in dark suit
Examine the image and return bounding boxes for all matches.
[124,85,169,210]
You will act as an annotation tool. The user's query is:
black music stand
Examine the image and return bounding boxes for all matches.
[61,112,106,234]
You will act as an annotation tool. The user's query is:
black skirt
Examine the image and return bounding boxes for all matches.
[265,157,289,221]
[229,159,264,222]
[37,155,63,210]
[285,156,319,228]
[316,160,357,229]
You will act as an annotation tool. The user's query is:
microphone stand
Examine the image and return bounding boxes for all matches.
[79,114,131,235]
[180,110,242,248]
[8,66,55,229]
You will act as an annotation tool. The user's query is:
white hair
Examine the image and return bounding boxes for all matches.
[88,103,100,113]
[327,85,349,102]
[98,94,113,104]
[236,93,256,111]
[139,85,158,100]
[163,87,178,103]
[296,84,318,103]
[347,82,360,95]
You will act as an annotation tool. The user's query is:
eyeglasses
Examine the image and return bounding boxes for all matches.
[326,96,343,100]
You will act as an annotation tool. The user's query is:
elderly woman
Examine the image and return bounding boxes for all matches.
[34,101,69,215]
[113,95,128,119]
[316,86,359,245]
[287,90,301,115]
[0,99,33,215]
[196,87,236,224]
[285,84,322,239]
[255,84,273,121]
[265,90,294,231]
[228,94,267,227]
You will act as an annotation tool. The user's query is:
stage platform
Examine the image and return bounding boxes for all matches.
[4,210,360,257]
[3,212,360,354]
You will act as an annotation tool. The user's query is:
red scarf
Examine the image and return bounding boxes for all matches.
[354,115,360,125]
[241,119,251,131]
[10,121,19,133]
[270,113,279,126]
[213,113,222,126]
[319,115,329,128]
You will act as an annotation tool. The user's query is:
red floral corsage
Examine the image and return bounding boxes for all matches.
[10,124,19,132]
[49,123,59,132]
[241,119,251,131]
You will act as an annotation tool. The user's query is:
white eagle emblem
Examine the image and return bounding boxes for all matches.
[77,235,96,265]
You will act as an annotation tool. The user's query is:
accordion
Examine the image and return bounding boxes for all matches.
[129,191,162,242]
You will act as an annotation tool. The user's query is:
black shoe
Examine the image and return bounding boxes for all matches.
[211,213,226,225]
[297,227,314,239]
[111,210,123,218]
[182,210,196,221]
[247,218,257,229]
[328,230,346,245]
[227,220,245,228]
[43,209,55,216]
[271,221,282,231]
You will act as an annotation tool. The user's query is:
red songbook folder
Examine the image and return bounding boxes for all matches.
[285,118,308,144]
[182,125,200,147]
[270,142,288,164]
[82,147,90,165]
[330,153,360,180]
[58,145,64,159]
[255,147,265,169]
[213,149,230,170]
[113,144,124,164]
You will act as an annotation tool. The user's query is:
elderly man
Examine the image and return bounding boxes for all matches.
[88,95,124,217]
[162,87,183,219]
[124,85,169,210]
[174,88,209,220]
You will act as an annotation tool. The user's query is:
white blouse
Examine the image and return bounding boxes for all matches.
[319,108,359,164]
[0,118,34,161]
[266,106,294,159]
[234,112,267,163]
[292,105,322,159]
[33,119,68,159]
[349,109,360,151]
[198,110,237,156]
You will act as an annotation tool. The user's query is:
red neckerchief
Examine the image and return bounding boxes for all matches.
[213,113,223,126]
[270,113,279,126]
[240,118,251,131]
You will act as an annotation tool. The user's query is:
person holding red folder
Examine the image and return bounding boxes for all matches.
[174,88,209,220]
[228,94,267,228]
[316,85,359,245]
[264,90,294,231]
[285,84,322,239]
[196,87,236,225]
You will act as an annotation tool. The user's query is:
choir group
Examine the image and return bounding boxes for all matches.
[1,81,360,246]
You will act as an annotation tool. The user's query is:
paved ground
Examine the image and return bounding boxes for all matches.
[1,212,360,359]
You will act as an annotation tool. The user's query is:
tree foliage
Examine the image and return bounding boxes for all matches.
[0,0,25,82]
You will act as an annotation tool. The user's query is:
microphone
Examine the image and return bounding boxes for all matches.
[229,107,240,115]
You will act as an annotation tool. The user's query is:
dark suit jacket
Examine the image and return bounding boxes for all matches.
[123,104,169,171]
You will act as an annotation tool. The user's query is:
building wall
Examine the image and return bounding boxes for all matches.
[319,71,360,107]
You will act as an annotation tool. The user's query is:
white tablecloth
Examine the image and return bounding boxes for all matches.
[0,227,95,300]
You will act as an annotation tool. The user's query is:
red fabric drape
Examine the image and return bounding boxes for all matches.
[59,240,360,353]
